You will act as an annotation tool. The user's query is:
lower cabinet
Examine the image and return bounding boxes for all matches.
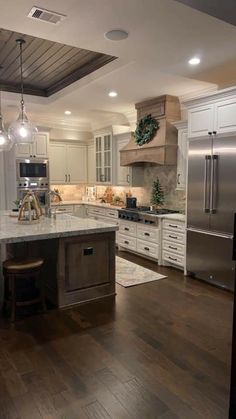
[86,206,119,243]
[161,218,185,270]
[118,220,160,261]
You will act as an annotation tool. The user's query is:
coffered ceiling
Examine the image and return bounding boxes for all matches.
[0,29,116,96]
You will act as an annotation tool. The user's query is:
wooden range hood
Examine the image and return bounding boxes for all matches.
[120,95,181,166]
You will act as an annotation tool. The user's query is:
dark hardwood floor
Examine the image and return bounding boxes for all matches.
[0,250,233,419]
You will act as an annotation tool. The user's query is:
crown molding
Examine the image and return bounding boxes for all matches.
[30,115,92,132]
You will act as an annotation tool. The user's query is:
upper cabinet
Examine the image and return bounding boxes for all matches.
[87,143,96,184]
[95,133,112,184]
[114,134,143,187]
[49,142,87,184]
[188,105,214,138]
[15,132,49,158]
[185,88,236,139]
[173,121,188,190]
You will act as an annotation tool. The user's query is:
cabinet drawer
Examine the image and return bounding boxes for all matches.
[137,225,159,243]
[163,219,185,233]
[88,207,106,217]
[163,240,184,256]
[118,234,136,251]
[105,208,119,219]
[119,221,137,237]
[163,230,185,244]
[163,251,184,267]
[56,205,74,214]
[137,239,159,259]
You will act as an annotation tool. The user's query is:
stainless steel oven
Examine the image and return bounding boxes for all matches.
[16,158,49,187]
[17,187,48,208]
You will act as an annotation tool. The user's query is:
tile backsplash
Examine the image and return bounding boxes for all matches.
[51,164,186,212]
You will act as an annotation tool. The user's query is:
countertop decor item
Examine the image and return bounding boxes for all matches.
[8,39,38,145]
[134,114,159,146]
[18,190,42,224]
[151,177,165,208]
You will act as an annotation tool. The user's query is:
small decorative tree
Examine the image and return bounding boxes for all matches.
[151,178,165,207]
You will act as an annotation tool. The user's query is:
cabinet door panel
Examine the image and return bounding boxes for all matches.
[34,133,48,157]
[15,143,32,157]
[188,105,214,138]
[87,144,96,183]
[67,145,87,183]
[215,99,236,134]
[49,143,67,183]
[116,138,131,186]
[176,129,188,190]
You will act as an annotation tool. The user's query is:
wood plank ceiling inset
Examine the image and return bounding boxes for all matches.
[0,29,117,97]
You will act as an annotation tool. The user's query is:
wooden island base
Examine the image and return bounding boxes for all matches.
[6,231,116,308]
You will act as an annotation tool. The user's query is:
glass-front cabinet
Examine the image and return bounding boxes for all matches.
[95,133,112,183]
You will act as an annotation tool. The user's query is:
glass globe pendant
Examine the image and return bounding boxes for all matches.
[8,39,37,144]
[0,91,12,152]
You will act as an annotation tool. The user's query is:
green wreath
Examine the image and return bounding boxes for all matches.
[134,114,159,146]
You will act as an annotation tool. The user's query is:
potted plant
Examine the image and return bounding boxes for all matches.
[150,178,165,209]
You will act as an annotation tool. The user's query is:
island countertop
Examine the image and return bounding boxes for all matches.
[0,212,118,244]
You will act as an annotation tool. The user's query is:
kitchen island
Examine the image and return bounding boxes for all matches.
[0,212,118,308]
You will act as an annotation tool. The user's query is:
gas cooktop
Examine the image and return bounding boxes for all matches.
[118,207,180,224]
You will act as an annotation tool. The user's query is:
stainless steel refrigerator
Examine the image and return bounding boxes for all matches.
[187,135,236,291]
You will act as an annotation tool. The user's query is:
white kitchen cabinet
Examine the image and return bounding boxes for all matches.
[87,143,96,184]
[114,135,144,187]
[95,133,112,184]
[188,104,214,138]
[161,217,185,270]
[49,142,87,184]
[67,144,87,183]
[118,220,160,261]
[115,137,131,186]
[214,98,236,134]
[186,87,236,139]
[49,143,67,183]
[173,121,188,190]
[15,132,49,158]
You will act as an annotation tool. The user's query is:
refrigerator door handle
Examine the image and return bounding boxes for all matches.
[210,155,218,214]
[203,155,211,213]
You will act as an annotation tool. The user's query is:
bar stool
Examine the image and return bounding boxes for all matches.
[3,258,46,322]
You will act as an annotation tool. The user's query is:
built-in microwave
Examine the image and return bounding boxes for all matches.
[16,158,49,185]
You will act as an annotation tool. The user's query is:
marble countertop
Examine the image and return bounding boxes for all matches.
[51,201,122,210]
[159,213,186,222]
[0,212,118,244]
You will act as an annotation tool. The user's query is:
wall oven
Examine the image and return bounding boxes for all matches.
[16,158,49,208]
[16,158,49,187]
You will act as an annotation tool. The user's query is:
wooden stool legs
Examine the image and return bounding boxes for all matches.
[3,261,46,322]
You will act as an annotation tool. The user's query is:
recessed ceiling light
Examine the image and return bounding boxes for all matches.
[188,57,201,65]
[108,91,118,97]
[64,110,71,115]
[105,29,128,41]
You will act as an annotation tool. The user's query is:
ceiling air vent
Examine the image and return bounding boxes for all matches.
[27,6,66,24]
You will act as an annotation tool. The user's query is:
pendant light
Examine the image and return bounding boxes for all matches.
[8,39,37,144]
[0,90,12,152]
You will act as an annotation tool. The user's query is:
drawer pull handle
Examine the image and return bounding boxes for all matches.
[124,240,129,244]
[169,245,177,250]
[124,227,129,231]
[109,212,114,216]
[168,256,177,261]
[144,247,150,251]
[169,224,178,228]
[169,235,178,239]
[144,232,150,236]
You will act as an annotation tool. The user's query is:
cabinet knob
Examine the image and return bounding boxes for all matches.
[208,132,212,135]
[212,131,217,135]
